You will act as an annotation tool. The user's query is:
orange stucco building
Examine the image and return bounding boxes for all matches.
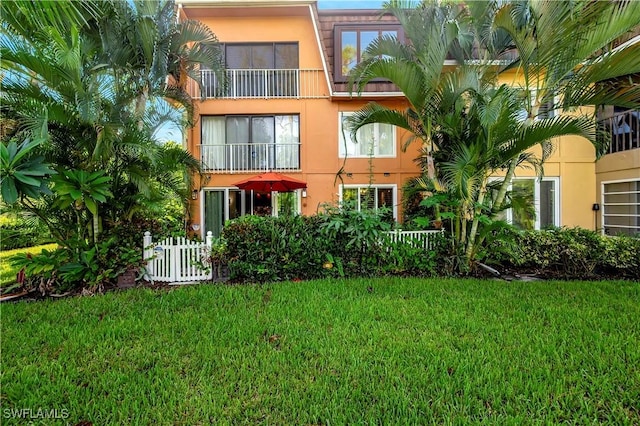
[179,0,639,238]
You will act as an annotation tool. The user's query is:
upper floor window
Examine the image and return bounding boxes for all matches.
[334,24,402,81]
[201,114,300,172]
[339,112,396,158]
[221,43,299,69]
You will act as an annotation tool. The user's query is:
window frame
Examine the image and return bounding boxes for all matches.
[493,177,560,230]
[219,42,299,70]
[200,114,301,171]
[601,178,640,236]
[333,24,403,82]
[338,112,396,158]
[339,184,398,221]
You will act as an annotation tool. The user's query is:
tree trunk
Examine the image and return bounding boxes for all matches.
[492,158,518,216]
[465,177,488,262]
[135,86,149,131]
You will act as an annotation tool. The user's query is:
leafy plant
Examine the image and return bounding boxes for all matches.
[0,138,55,204]
[52,169,112,216]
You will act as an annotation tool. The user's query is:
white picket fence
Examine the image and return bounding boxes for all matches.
[143,229,442,283]
[384,229,443,250]
[143,231,214,283]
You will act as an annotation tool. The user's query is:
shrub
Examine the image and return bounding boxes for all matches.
[485,227,639,280]
[222,209,440,283]
[222,215,327,282]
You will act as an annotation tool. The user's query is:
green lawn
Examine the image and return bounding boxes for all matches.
[0,244,58,287]
[1,278,639,424]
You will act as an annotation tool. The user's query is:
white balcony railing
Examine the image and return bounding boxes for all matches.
[193,69,327,99]
[200,143,300,173]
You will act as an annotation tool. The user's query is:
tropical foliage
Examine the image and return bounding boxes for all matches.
[347,0,640,271]
[0,0,224,292]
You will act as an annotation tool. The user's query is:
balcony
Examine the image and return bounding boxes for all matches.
[200,143,300,173]
[194,69,327,100]
[599,109,639,154]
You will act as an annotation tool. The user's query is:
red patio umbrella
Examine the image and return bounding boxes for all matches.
[233,172,307,192]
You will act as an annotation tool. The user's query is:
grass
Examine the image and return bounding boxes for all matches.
[0,244,58,287]
[1,278,639,424]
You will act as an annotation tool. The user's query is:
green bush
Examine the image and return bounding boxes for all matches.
[486,227,639,279]
[221,210,440,283]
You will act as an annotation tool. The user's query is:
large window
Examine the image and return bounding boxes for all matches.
[334,25,401,81]
[203,188,301,237]
[203,42,299,98]
[339,112,395,158]
[602,179,639,236]
[203,188,244,238]
[340,185,396,221]
[495,178,559,230]
[201,115,300,172]
[222,43,299,70]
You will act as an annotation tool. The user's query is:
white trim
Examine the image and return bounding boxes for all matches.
[600,178,640,236]
[601,178,640,185]
[339,184,398,221]
[308,4,333,98]
[202,187,247,237]
[332,91,405,98]
[491,177,560,230]
[273,189,303,217]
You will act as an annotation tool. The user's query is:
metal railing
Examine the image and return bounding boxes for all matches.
[194,69,327,99]
[599,109,640,154]
[200,143,300,173]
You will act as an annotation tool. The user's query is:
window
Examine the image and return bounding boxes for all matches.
[202,43,299,98]
[204,188,243,238]
[222,43,299,70]
[334,25,401,81]
[203,188,302,237]
[339,112,395,158]
[495,178,559,230]
[340,185,396,221]
[602,179,640,236]
[201,115,300,171]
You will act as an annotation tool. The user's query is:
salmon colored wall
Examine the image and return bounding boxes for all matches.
[187,96,421,229]
[196,15,324,69]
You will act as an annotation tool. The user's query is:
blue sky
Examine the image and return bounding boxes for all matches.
[318,1,385,8]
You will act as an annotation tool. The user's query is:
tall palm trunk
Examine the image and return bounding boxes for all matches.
[492,158,518,215]
[465,176,488,261]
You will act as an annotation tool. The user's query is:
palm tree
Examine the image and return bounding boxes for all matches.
[1,0,217,245]
[346,0,640,270]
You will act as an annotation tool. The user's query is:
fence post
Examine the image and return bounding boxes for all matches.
[143,231,154,277]
[206,231,213,249]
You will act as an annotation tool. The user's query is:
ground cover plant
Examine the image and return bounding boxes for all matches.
[2,278,639,424]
